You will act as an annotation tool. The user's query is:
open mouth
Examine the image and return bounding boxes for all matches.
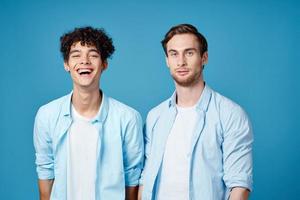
[77,68,93,75]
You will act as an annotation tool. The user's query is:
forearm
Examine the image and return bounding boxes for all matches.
[137,185,143,200]
[229,187,249,200]
[125,186,138,200]
[38,179,54,200]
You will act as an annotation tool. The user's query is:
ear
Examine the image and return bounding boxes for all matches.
[64,62,70,72]
[202,51,208,65]
[102,61,108,71]
[165,56,170,68]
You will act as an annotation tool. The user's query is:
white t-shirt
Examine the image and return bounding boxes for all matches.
[67,104,101,200]
[156,105,198,200]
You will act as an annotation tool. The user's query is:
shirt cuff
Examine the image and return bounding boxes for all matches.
[224,173,253,191]
[125,167,142,186]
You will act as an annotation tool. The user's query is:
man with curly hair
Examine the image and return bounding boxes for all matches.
[33,26,143,200]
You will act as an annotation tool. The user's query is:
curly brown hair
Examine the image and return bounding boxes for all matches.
[60,26,115,62]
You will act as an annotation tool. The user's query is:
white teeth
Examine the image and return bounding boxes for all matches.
[78,68,92,73]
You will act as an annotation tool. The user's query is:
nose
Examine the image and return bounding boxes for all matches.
[177,54,186,67]
[80,54,91,65]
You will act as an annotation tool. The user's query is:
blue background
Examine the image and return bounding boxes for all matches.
[0,0,299,199]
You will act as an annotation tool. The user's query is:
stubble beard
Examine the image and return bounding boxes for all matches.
[171,69,202,87]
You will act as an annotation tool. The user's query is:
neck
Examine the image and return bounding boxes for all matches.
[72,86,102,118]
[175,81,205,107]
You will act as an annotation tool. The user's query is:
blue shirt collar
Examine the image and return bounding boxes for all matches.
[61,90,108,123]
[168,84,212,112]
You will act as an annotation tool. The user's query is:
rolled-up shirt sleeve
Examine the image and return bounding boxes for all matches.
[123,111,144,186]
[33,107,54,180]
[139,112,153,186]
[222,105,253,191]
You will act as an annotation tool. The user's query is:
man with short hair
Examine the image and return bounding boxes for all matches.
[140,24,253,200]
[34,26,143,200]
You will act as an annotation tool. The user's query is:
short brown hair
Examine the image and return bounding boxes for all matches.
[161,24,208,56]
[60,26,115,62]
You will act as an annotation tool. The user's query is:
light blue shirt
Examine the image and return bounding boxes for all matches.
[33,92,144,200]
[141,85,253,200]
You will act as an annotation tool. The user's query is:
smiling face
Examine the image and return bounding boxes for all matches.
[166,33,208,87]
[64,41,107,91]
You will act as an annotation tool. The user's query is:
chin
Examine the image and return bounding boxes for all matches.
[174,77,199,87]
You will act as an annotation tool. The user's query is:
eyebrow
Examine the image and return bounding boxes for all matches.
[167,48,197,53]
[69,49,80,54]
[69,49,99,54]
[167,49,178,53]
[184,48,197,52]
[88,49,100,54]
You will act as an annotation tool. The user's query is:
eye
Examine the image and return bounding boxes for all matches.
[169,51,177,57]
[89,52,100,58]
[90,54,99,58]
[186,51,194,57]
[71,54,80,58]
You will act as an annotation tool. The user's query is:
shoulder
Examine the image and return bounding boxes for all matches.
[34,94,70,137]
[210,89,248,117]
[209,88,251,132]
[106,96,142,121]
[146,98,170,125]
[35,94,70,120]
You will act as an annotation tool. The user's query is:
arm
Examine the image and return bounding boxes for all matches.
[38,179,54,200]
[123,112,144,199]
[137,185,143,200]
[138,112,155,200]
[229,187,249,200]
[33,108,55,199]
[125,186,139,200]
[222,105,253,195]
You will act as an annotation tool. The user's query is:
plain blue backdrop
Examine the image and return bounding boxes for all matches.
[0,0,299,199]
